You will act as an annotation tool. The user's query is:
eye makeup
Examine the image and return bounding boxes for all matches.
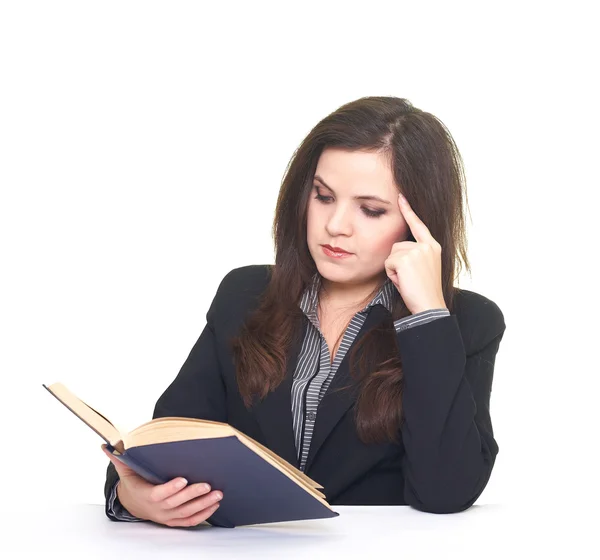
[313,186,387,218]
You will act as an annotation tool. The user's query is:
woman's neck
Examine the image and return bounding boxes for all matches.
[319,273,386,312]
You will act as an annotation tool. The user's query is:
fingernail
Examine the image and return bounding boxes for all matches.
[215,492,223,501]
[175,478,187,489]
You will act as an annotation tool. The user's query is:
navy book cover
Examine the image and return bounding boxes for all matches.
[105,437,339,528]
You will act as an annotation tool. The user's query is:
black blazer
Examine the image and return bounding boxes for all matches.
[105,264,506,515]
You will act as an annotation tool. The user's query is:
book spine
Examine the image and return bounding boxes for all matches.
[105,443,164,485]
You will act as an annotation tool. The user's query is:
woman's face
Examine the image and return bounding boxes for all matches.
[306,148,411,289]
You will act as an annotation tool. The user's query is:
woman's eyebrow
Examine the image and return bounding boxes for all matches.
[314,175,391,205]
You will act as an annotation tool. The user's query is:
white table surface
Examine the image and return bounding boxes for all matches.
[3,503,595,559]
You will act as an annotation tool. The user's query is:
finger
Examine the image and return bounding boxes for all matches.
[148,476,191,504]
[168,490,223,520]
[165,502,221,528]
[384,260,397,280]
[101,444,136,477]
[398,193,432,244]
[161,482,213,510]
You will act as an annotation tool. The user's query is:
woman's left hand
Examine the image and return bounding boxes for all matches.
[384,193,448,315]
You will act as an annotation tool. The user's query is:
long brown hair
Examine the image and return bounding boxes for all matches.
[230,96,471,444]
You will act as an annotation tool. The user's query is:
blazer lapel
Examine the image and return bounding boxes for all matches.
[251,314,307,470]
[303,304,390,473]
[250,304,390,473]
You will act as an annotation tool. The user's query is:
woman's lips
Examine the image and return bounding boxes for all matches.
[322,246,353,259]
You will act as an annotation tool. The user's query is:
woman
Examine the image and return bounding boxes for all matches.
[102,96,506,528]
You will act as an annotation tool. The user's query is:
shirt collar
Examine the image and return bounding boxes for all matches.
[299,272,395,323]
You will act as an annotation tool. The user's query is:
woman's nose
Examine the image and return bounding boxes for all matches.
[326,206,353,235]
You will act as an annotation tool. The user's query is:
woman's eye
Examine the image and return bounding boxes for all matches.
[313,186,385,219]
[362,207,385,218]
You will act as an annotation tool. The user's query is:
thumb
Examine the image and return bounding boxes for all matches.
[101,444,137,479]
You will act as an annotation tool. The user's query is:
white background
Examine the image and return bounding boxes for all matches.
[1,0,598,525]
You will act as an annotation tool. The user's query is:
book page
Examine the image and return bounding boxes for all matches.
[126,420,235,448]
[233,431,326,496]
[44,382,124,451]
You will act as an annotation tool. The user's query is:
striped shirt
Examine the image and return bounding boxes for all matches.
[107,273,449,520]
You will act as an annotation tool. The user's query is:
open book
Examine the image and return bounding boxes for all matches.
[43,382,339,527]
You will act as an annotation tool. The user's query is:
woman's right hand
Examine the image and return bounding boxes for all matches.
[102,444,223,527]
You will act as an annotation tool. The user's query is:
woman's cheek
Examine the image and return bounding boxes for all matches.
[371,225,408,257]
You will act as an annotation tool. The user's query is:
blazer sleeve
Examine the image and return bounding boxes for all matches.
[103,277,228,521]
[397,306,506,514]
[106,480,144,521]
